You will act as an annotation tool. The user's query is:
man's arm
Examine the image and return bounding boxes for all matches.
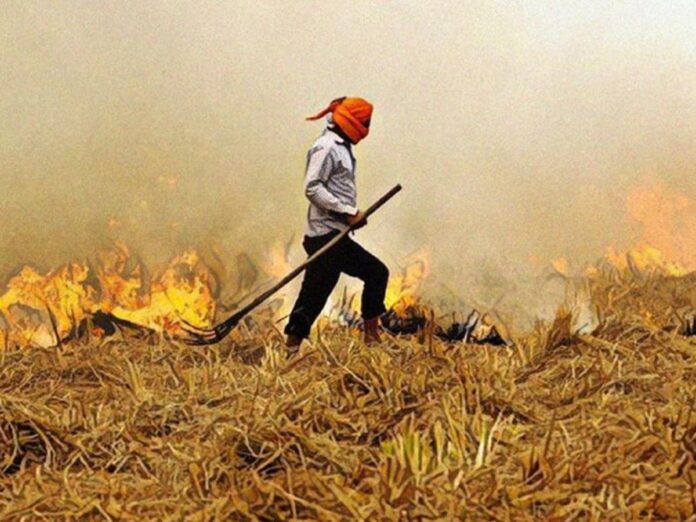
[304,145,358,216]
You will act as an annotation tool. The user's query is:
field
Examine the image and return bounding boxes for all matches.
[2,268,696,520]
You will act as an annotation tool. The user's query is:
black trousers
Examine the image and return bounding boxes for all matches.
[284,230,389,339]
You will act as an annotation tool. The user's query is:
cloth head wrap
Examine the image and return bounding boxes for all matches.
[306,97,373,144]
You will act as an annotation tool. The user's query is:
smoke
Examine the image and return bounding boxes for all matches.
[2,1,695,319]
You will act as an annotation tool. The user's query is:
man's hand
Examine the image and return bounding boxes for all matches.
[346,209,367,229]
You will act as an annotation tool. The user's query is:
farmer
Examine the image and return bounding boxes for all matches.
[284,97,389,350]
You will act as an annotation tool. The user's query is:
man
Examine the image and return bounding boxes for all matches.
[284,96,389,351]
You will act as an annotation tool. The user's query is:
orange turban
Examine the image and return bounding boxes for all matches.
[306,97,373,144]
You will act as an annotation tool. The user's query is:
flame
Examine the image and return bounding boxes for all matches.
[550,257,570,277]
[626,181,696,270]
[543,182,696,279]
[0,263,96,348]
[96,242,146,312]
[262,240,292,279]
[600,181,696,277]
[604,244,688,277]
[385,249,431,314]
[333,248,431,321]
[0,243,216,348]
[98,245,215,333]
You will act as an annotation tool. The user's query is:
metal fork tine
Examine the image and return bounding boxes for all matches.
[179,320,215,336]
[183,331,221,345]
[184,337,211,346]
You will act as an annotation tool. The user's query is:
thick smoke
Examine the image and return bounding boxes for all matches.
[2,1,695,321]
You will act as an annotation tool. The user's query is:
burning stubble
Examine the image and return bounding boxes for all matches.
[1,1,695,323]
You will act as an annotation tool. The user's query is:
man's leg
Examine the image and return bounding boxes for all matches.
[338,237,389,342]
[284,233,342,344]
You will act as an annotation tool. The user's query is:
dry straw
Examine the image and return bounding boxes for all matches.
[2,267,696,520]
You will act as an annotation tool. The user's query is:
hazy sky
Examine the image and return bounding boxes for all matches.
[2,1,695,309]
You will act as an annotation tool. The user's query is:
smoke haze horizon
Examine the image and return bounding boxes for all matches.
[2,1,695,320]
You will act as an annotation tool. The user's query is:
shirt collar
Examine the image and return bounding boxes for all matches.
[323,126,355,162]
[325,126,349,146]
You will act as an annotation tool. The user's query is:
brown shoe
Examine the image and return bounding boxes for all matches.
[364,317,382,345]
[285,334,302,356]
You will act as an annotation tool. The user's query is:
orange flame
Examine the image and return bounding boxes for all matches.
[98,245,215,333]
[550,257,570,277]
[385,248,431,313]
[262,239,293,280]
[604,244,687,277]
[626,181,696,271]
[603,181,696,276]
[0,263,96,347]
[0,244,216,348]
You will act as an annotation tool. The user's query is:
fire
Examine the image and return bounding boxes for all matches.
[602,181,696,277]
[0,244,216,348]
[385,249,431,313]
[99,246,215,333]
[626,181,696,271]
[542,182,696,279]
[550,257,570,277]
[0,264,96,348]
[262,239,293,279]
[96,242,146,312]
[330,248,431,323]
[604,244,688,277]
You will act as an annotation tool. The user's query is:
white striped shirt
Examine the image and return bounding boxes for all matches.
[303,126,359,237]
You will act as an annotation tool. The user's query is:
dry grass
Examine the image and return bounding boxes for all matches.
[2,269,696,520]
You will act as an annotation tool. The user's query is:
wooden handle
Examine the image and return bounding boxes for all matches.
[364,184,402,218]
[220,184,402,328]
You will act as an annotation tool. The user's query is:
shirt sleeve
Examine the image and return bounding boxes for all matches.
[303,145,358,216]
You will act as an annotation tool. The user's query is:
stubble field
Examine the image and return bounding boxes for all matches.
[2,269,696,520]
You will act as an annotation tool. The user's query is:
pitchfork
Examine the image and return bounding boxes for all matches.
[181,184,402,345]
